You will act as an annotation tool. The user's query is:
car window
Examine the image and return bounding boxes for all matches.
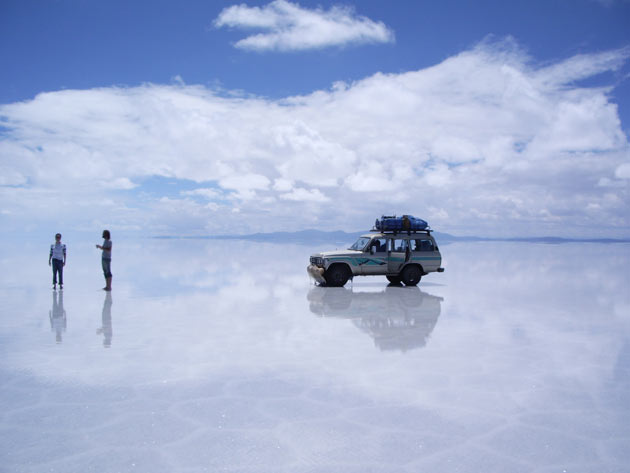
[349,237,371,251]
[411,239,434,252]
[370,238,387,253]
[391,239,407,252]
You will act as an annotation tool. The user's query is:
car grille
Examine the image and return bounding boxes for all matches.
[310,256,324,266]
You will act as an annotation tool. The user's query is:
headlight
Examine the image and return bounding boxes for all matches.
[310,256,324,266]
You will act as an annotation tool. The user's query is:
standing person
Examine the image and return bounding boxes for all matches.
[48,233,66,290]
[96,230,112,291]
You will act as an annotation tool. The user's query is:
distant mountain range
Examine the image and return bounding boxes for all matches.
[154,229,630,244]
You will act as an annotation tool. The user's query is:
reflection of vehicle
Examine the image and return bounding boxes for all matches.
[307,286,443,352]
[307,229,444,287]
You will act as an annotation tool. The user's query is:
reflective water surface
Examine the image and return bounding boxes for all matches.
[0,238,628,472]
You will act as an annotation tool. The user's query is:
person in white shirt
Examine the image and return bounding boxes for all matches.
[48,233,66,290]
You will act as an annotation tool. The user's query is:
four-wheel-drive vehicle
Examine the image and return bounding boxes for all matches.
[307,221,444,287]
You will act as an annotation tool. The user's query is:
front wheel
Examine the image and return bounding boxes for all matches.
[325,265,350,287]
[401,265,422,286]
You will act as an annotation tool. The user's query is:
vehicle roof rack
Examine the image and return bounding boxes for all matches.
[369,227,433,234]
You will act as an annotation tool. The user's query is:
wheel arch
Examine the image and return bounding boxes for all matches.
[327,262,353,276]
[401,262,424,275]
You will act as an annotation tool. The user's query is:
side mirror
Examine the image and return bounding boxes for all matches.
[370,246,376,255]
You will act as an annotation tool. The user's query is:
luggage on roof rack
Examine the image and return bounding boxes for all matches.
[374,215,429,232]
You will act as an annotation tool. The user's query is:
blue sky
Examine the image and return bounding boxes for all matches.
[1,0,629,237]
[2,1,629,111]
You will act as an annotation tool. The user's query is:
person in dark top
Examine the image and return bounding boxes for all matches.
[96,230,112,291]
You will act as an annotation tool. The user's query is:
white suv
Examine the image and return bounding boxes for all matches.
[308,230,444,287]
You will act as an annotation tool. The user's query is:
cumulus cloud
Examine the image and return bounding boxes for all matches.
[0,39,629,237]
[102,177,137,190]
[219,173,271,194]
[214,0,394,52]
[616,162,630,179]
[182,188,223,199]
[279,187,329,202]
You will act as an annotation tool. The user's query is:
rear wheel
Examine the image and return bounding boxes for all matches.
[401,265,422,286]
[386,275,402,284]
[325,265,350,287]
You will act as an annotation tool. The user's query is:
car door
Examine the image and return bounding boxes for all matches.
[387,237,408,274]
[361,237,388,275]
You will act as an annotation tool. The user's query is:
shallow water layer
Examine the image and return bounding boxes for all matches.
[0,238,629,473]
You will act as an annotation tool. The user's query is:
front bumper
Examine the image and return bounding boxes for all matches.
[307,264,326,284]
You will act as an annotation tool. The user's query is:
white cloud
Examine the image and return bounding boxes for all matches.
[1,39,629,237]
[279,187,329,202]
[535,47,630,87]
[273,178,293,192]
[616,163,630,179]
[219,173,271,200]
[214,0,395,52]
[345,161,397,192]
[271,121,356,186]
[0,168,27,186]
[102,177,137,190]
[183,188,223,199]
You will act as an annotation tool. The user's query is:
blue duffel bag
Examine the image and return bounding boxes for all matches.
[375,215,428,231]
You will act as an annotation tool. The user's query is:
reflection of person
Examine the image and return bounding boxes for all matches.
[96,292,113,348]
[49,290,66,344]
[48,233,66,290]
[96,230,112,291]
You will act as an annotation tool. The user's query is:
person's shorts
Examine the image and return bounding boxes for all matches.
[102,258,112,278]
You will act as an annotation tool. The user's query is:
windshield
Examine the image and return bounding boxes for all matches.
[348,237,371,251]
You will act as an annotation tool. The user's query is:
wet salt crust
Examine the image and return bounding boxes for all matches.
[0,238,628,472]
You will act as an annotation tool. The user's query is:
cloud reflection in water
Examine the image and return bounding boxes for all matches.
[0,238,628,472]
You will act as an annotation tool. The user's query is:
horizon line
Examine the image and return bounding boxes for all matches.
[151,229,630,244]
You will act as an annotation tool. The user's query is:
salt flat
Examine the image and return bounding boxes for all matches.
[0,238,628,473]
